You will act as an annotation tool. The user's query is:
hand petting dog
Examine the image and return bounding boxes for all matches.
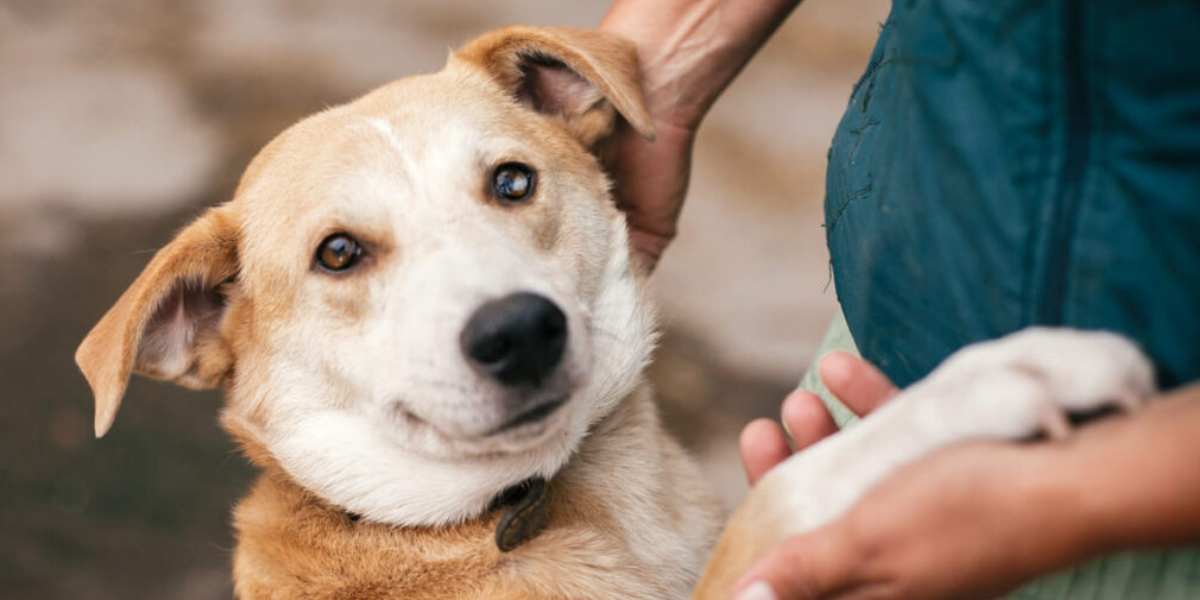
[735,354,1200,600]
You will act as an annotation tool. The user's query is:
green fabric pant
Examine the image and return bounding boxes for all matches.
[797,311,1200,599]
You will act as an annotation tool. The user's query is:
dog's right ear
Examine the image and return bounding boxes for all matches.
[453,25,655,147]
[76,206,240,438]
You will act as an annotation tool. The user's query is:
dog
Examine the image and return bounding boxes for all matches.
[77,25,722,599]
[77,24,1157,600]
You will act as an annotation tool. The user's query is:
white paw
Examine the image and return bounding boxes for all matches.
[912,328,1156,441]
[755,328,1156,535]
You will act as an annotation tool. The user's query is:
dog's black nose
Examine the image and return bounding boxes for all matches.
[461,293,567,386]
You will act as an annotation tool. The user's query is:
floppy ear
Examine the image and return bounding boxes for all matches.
[76,206,240,438]
[454,25,656,146]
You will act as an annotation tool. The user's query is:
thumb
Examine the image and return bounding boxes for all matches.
[732,527,858,600]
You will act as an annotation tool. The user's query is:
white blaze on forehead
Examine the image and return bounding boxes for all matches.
[346,115,539,241]
[358,115,424,204]
[361,109,535,176]
[363,116,402,150]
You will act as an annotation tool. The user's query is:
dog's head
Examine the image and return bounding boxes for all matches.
[76,26,657,526]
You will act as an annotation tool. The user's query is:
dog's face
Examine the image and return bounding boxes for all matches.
[76,27,658,526]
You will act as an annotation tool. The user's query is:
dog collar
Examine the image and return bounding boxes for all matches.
[341,476,549,552]
[491,476,550,552]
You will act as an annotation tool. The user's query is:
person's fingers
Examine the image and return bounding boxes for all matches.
[739,418,792,486]
[818,351,899,417]
[781,390,840,451]
[732,527,858,600]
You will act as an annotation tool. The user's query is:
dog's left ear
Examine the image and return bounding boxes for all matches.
[454,25,655,146]
[76,206,240,438]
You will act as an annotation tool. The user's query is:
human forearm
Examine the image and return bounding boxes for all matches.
[1051,383,1200,557]
[599,0,802,130]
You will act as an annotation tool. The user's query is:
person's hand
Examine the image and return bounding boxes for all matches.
[734,440,1084,600]
[598,0,802,271]
[740,351,898,485]
[597,114,696,272]
[734,353,1090,600]
[597,5,708,273]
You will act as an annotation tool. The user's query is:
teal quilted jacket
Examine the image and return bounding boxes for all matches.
[827,0,1200,391]
[822,1,1200,597]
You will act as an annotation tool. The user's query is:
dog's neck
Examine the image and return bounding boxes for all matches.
[230,385,721,599]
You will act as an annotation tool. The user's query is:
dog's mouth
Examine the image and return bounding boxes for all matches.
[491,395,569,435]
[392,392,571,443]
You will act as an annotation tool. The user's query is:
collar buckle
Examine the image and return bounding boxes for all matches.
[492,477,549,552]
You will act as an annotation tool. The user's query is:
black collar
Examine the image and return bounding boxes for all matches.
[491,476,550,552]
[342,476,550,552]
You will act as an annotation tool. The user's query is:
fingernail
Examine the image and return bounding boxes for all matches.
[735,581,777,600]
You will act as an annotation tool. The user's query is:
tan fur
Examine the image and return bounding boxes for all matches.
[78,26,721,599]
[691,482,790,600]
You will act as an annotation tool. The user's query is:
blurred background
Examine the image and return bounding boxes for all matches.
[0,0,886,597]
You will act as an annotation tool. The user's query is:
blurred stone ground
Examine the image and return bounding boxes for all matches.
[0,0,885,597]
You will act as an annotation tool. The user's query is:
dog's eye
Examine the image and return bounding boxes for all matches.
[493,163,536,203]
[316,234,362,272]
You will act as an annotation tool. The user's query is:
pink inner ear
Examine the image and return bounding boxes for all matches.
[137,280,227,377]
[518,57,602,118]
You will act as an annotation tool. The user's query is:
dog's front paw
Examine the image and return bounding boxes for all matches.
[915,328,1156,441]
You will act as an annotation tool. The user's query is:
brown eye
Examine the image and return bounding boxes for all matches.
[316,233,362,272]
[493,162,536,203]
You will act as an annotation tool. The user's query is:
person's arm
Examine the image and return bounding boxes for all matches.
[601,0,802,130]
[1059,382,1200,553]
[598,0,802,269]
[738,356,1200,600]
